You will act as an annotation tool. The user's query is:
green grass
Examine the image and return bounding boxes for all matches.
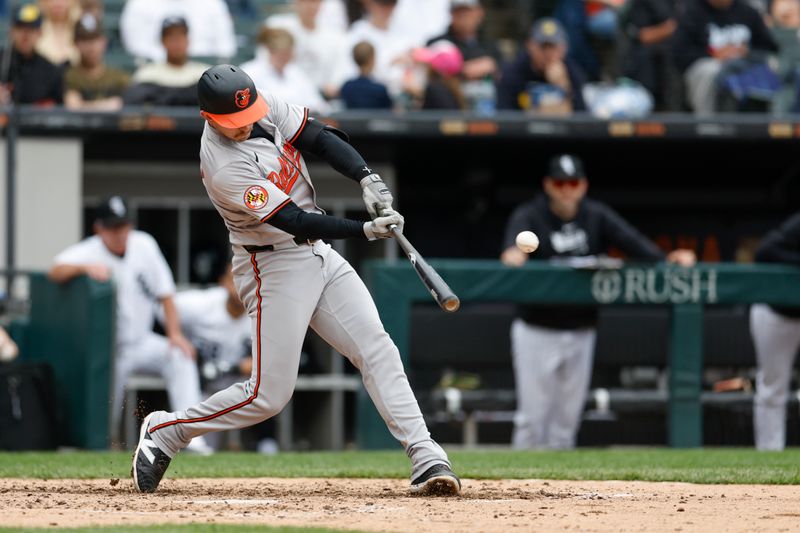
[0,527,359,533]
[0,449,798,484]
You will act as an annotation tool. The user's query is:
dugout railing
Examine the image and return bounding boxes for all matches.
[360,260,800,449]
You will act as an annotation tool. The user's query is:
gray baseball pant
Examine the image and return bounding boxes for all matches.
[146,240,449,479]
[750,303,800,451]
[510,319,596,449]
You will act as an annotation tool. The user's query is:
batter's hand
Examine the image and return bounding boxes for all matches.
[666,249,697,267]
[169,333,197,360]
[364,209,404,240]
[360,174,394,219]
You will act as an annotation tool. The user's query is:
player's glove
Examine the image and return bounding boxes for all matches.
[363,209,404,240]
[360,173,394,219]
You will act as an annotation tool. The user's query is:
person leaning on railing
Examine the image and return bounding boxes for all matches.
[500,154,696,450]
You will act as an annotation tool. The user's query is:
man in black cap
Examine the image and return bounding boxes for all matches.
[64,13,130,111]
[501,155,695,449]
[497,18,587,112]
[426,0,502,81]
[125,16,210,105]
[0,3,63,106]
[48,196,211,454]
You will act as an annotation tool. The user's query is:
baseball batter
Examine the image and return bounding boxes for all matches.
[132,64,460,495]
[750,212,800,451]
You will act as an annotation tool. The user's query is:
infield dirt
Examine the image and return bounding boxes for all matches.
[1,477,797,532]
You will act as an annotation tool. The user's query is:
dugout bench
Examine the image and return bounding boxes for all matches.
[360,260,800,449]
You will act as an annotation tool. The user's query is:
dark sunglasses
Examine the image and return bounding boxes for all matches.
[551,179,582,189]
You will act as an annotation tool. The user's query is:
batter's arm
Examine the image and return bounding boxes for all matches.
[293,119,373,183]
[268,201,368,240]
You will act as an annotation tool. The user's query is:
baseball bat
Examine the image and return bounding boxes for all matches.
[388,225,460,313]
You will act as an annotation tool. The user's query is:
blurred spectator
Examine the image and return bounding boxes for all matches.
[673,0,777,115]
[317,0,350,32]
[427,0,501,112]
[265,0,350,99]
[120,0,236,63]
[36,0,80,66]
[750,213,800,451]
[411,40,466,109]
[0,326,19,363]
[79,0,102,19]
[497,18,587,113]
[553,0,617,79]
[0,3,63,106]
[339,40,393,108]
[428,0,500,81]
[500,154,695,450]
[346,0,418,97]
[391,0,451,45]
[64,13,129,111]
[240,27,331,114]
[768,0,800,113]
[620,0,679,110]
[48,196,211,454]
[125,16,210,106]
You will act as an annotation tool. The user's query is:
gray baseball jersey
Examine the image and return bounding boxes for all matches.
[199,92,321,246]
[146,92,451,481]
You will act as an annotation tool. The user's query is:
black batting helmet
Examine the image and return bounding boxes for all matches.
[198,64,268,128]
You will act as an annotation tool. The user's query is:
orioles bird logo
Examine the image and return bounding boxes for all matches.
[244,185,268,210]
[235,88,251,109]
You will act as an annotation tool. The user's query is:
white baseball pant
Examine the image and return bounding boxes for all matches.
[146,240,449,480]
[750,303,800,451]
[510,319,596,449]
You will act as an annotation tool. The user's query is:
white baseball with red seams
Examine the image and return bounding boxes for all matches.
[516,231,540,253]
[144,91,451,482]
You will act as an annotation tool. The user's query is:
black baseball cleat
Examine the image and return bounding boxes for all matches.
[410,463,461,496]
[131,412,172,493]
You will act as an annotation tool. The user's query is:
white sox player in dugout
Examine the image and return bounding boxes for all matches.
[132,64,460,496]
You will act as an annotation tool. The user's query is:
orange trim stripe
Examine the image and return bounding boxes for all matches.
[287,108,309,145]
[260,198,292,223]
[150,254,264,434]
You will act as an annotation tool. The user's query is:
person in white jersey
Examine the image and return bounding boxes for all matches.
[131,64,460,496]
[49,196,211,454]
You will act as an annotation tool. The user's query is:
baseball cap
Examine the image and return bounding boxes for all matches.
[198,64,269,129]
[13,3,42,28]
[161,15,188,37]
[412,40,464,76]
[74,13,104,41]
[548,154,586,180]
[530,18,567,45]
[95,196,132,227]
[451,0,480,9]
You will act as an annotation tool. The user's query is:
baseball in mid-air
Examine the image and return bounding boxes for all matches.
[515,231,539,253]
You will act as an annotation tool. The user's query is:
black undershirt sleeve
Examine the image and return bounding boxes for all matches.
[268,201,367,241]
[294,121,373,183]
